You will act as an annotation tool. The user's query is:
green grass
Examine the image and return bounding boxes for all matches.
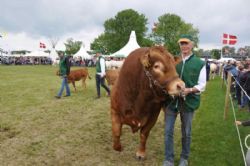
[0,65,249,165]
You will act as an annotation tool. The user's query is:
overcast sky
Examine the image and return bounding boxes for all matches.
[0,0,249,52]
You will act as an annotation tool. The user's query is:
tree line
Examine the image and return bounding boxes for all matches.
[90,9,199,56]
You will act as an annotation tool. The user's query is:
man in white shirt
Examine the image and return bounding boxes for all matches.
[95,52,110,99]
[163,34,206,166]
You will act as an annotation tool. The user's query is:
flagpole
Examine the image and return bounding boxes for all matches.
[221,46,223,59]
[221,34,224,59]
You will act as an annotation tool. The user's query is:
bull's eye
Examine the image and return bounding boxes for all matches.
[154,64,159,69]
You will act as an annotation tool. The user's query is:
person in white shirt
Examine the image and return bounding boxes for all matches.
[163,34,206,166]
[95,52,110,99]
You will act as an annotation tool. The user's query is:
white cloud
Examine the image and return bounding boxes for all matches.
[0,0,249,51]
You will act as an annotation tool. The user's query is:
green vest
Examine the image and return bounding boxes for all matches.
[169,54,205,112]
[59,56,67,76]
[96,56,105,73]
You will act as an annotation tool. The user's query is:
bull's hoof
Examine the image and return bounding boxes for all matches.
[135,152,146,160]
[113,144,123,152]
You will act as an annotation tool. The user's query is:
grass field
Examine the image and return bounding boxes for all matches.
[0,65,249,166]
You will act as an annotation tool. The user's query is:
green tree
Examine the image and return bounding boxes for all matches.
[211,49,221,59]
[152,13,199,55]
[64,38,82,55]
[193,48,204,57]
[91,9,151,54]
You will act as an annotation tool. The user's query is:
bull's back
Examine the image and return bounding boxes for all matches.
[68,69,88,81]
[111,48,147,113]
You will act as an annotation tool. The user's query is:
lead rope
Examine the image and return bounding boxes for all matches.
[144,69,169,96]
[177,57,188,140]
[175,57,185,108]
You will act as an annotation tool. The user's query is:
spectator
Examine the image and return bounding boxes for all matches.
[239,64,250,112]
[235,120,250,126]
[205,59,210,81]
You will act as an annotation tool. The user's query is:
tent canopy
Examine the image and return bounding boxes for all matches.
[110,31,140,58]
[25,50,50,57]
[73,45,92,59]
[50,49,58,62]
[217,57,236,62]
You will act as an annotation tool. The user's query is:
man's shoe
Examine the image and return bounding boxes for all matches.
[63,95,70,97]
[95,96,100,99]
[179,158,188,166]
[163,160,174,166]
[55,96,61,99]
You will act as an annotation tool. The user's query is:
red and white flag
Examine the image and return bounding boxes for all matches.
[39,42,46,48]
[222,33,237,45]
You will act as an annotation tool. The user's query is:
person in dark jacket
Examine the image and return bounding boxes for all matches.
[235,65,244,108]
[55,52,71,99]
[205,59,210,81]
[239,64,250,112]
[236,120,250,126]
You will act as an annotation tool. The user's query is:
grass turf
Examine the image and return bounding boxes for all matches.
[0,65,249,165]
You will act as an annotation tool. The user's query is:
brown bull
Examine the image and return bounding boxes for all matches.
[57,68,91,91]
[111,46,185,159]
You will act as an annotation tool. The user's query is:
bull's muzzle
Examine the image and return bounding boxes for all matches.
[167,79,185,96]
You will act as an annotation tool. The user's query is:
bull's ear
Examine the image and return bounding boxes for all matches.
[174,56,182,65]
[140,51,151,68]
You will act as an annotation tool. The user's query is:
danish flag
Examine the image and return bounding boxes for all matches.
[39,42,46,48]
[222,34,237,45]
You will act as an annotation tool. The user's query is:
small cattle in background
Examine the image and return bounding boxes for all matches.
[56,68,91,92]
[210,63,218,80]
[105,69,120,86]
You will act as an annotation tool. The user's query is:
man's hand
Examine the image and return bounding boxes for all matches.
[181,88,193,96]
[235,121,242,126]
[100,73,106,78]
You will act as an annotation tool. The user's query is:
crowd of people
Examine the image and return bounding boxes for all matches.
[222,59,250,130]
[222,59,250,112]
[0,55,97,67]
[0,56,52,65]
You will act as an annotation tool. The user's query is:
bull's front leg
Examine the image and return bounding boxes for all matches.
[111,110,123,151]
[136,130,149,160]
[136,108,161,160]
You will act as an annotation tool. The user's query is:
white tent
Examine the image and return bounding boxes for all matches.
[25,50,49,57]
[217,57,236,63]
[50,48,58,63]
[73,45,92,59]
[110,31,140,58]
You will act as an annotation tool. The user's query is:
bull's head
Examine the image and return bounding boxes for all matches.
[140,46,185,96]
